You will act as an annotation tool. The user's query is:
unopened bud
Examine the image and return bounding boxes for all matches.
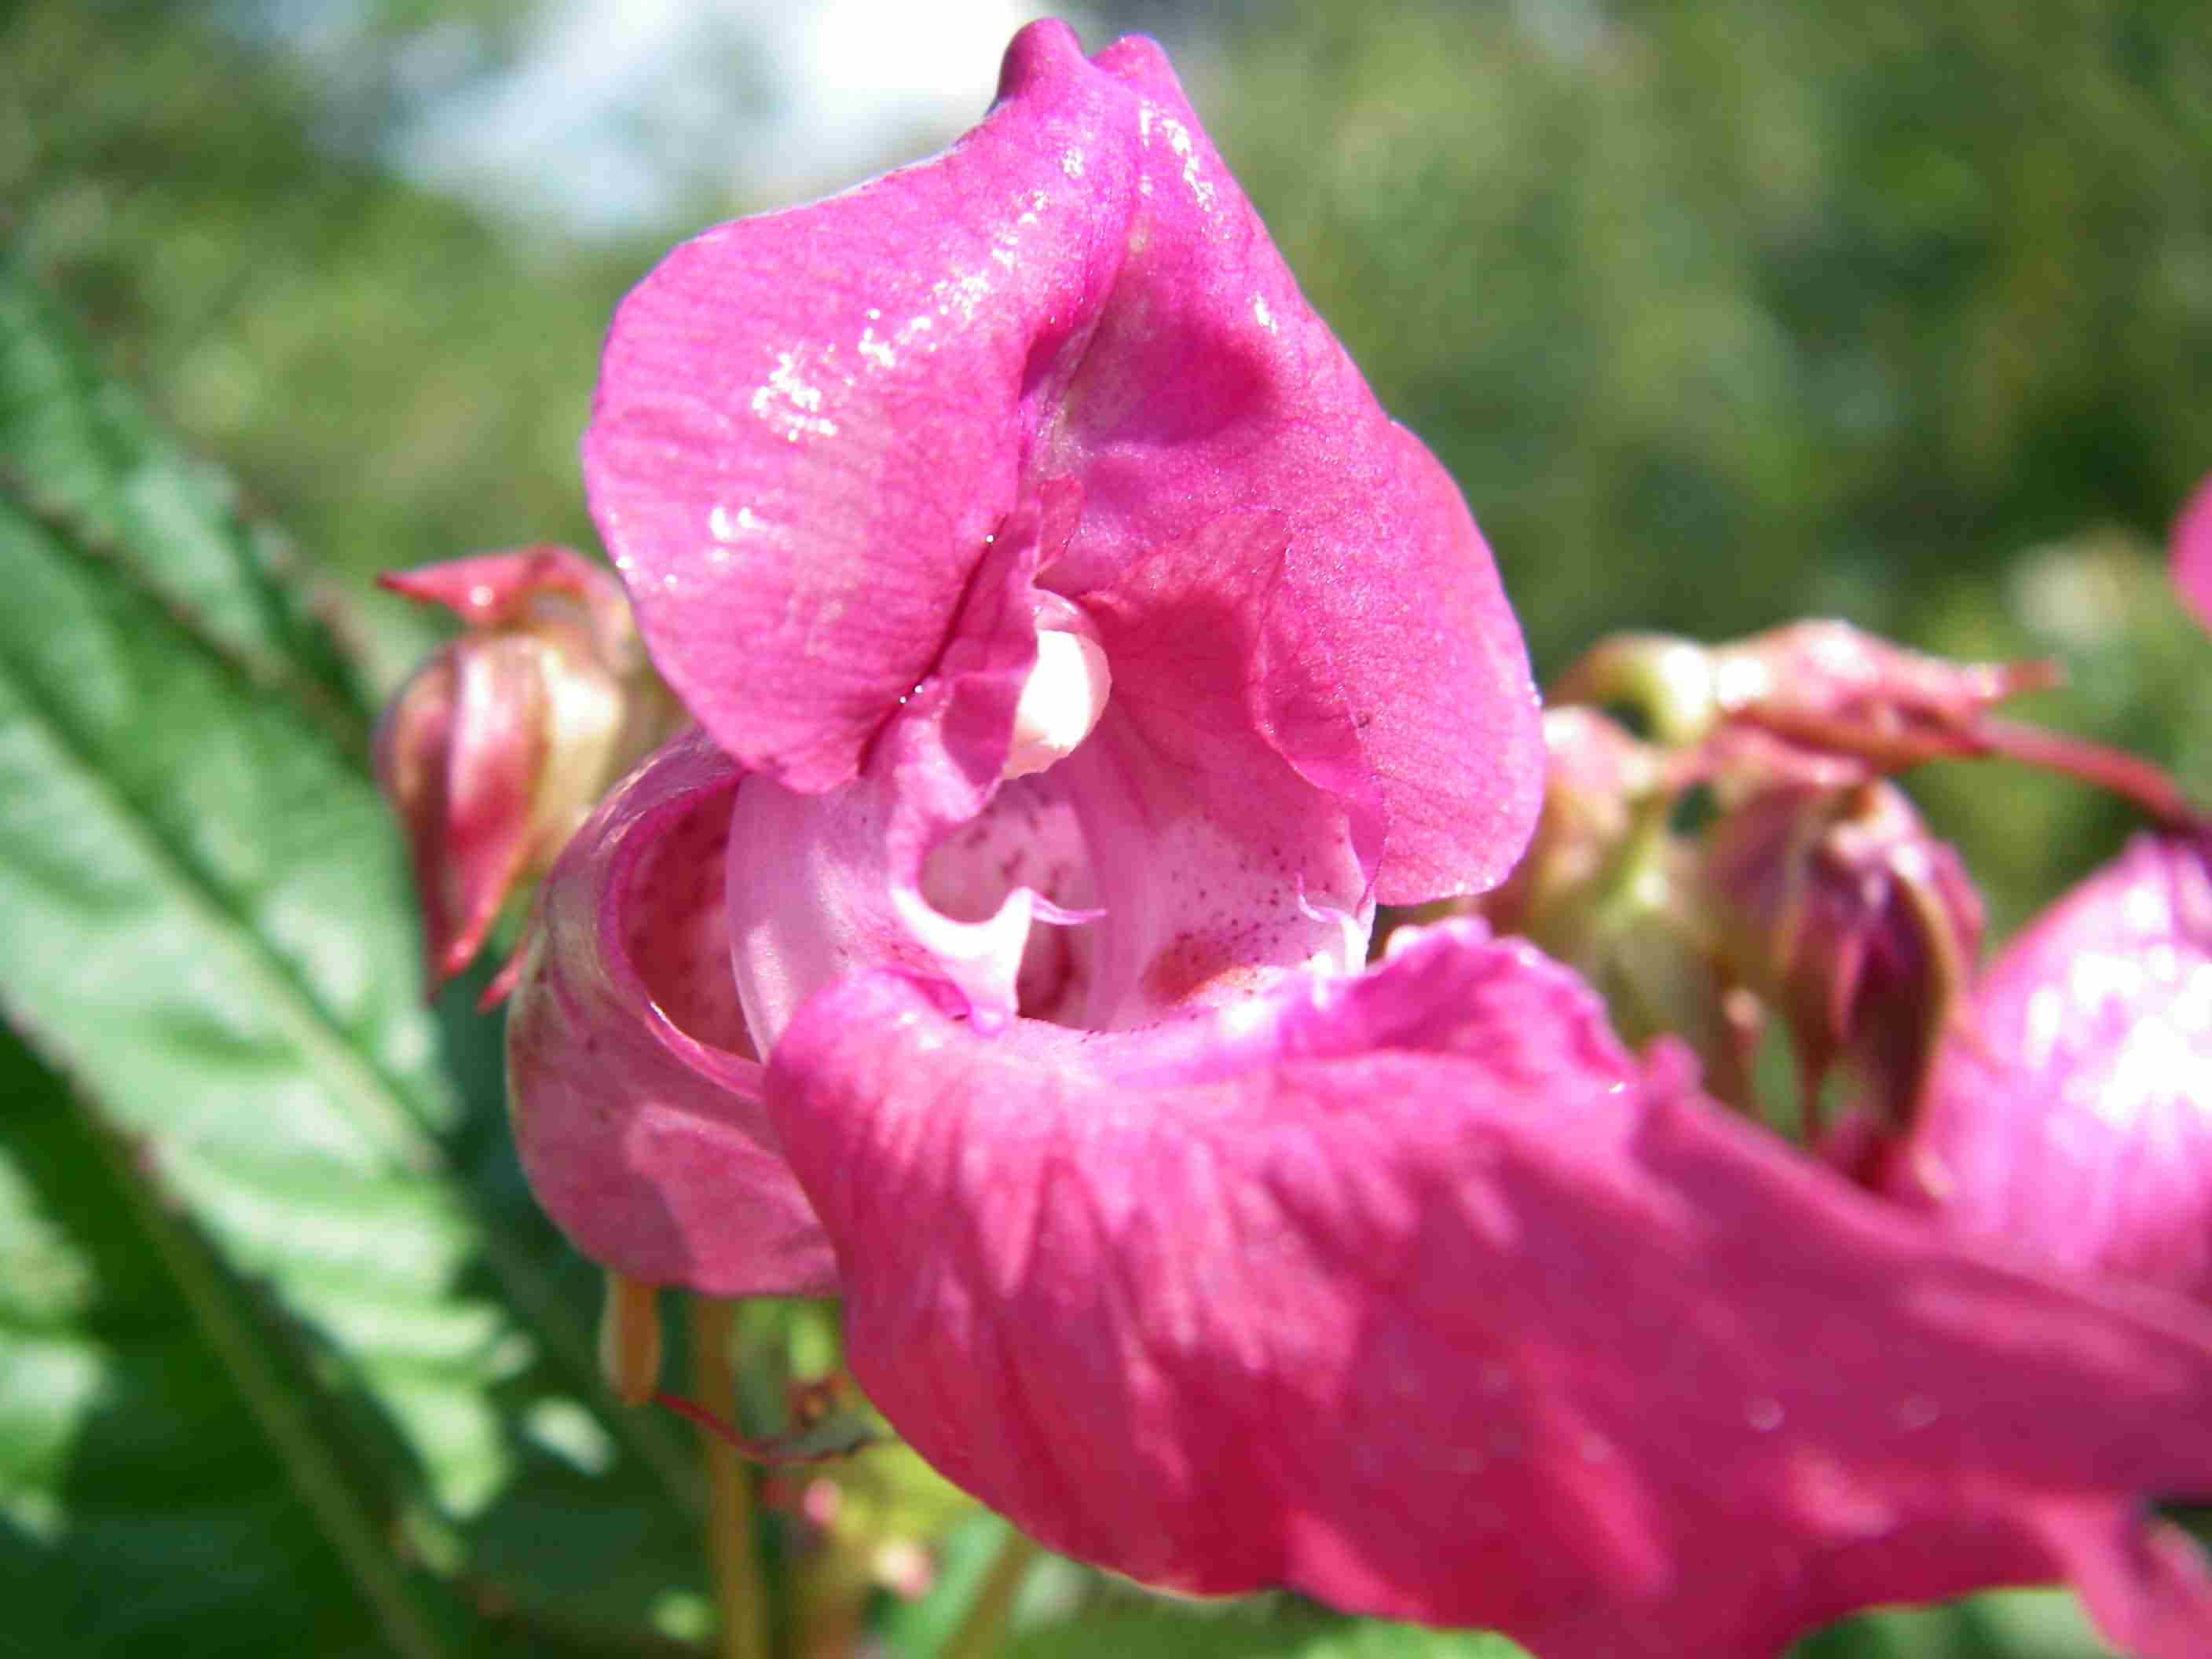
[1705,779,1983,1130]
[375,546,679,990]
[873,1540,936,1601]
[1841,833,2212,1300]
[1478,709,1747,1103]
[1706,621,2056,771]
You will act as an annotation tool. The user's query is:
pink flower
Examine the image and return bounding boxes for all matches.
[487,22,2212,1656]
[1844,833,2212,1304]
[1837,480,2212,1283]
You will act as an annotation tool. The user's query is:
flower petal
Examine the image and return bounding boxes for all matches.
[507,730,835,1295]
[581,26,1139,795]
[766,919,2212,1656]
[727,507,1375,1046]
[2176,472,2212,634]
[725,511,1055,1043]
[1850,833,2212,1302]
[1052,510,1376,1025]
[583,20,1538,893]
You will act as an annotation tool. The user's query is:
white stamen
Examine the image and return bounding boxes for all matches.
[1003,629,1111,779]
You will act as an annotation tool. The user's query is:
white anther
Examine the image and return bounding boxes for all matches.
[1003,628,1111,779]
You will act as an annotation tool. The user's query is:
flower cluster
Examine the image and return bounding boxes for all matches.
[379,22,2212,1658]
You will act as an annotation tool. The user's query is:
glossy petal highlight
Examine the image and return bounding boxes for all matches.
[767,920,2212,1657]
[583,19,1539,898]
[1853,833,2212,1303]
[507,731,836,1295]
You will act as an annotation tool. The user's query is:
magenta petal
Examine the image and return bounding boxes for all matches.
[583,20,1539,892]
[581,25,1139,794]
[726,517,1054,1042]
[507,730,835,1295]
[1055,511,1376,1024]
[1862,833,2212,1302]
[727,505,1372,1042]
[2175,472,2212,633]
[766,921,2212,1657]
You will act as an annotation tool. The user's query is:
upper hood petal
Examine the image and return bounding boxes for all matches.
[583,19,1539,898]
[765,919,2212,1657]
[507,729,836,1295]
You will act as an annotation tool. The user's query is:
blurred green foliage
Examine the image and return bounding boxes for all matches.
[5,1,2207,1653]
[1207,0,2212,927]
[8,0,2209,921]
[1219,0,2212,658]
[2,0,647,687]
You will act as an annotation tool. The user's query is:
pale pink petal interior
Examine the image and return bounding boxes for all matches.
[507,731,835,1295]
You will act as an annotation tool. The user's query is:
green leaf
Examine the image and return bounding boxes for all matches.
[0,1025,428,1658]
[998,1594,1531,1659]
[0,262,368,751]
[0,271,703,1652]
[1789,1589,2116,1658]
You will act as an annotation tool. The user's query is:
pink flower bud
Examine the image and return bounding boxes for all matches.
[375,545,676,989]
[1476,709,1749,1096]
[1705,779,1983,1129]
[1708,620,2056,770]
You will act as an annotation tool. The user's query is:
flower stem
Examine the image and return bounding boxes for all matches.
[939,1525,1041,1659]
[598,1271,663,1405]
[690,1295,770,1659]
[1979,717,2204,832]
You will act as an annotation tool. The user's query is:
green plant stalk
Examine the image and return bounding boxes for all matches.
[693,1295,771,1659]
[939,1526,1042,1659]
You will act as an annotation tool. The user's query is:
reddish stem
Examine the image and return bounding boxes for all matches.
[653,1390,875,1467]
[1979,717,2205,832]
